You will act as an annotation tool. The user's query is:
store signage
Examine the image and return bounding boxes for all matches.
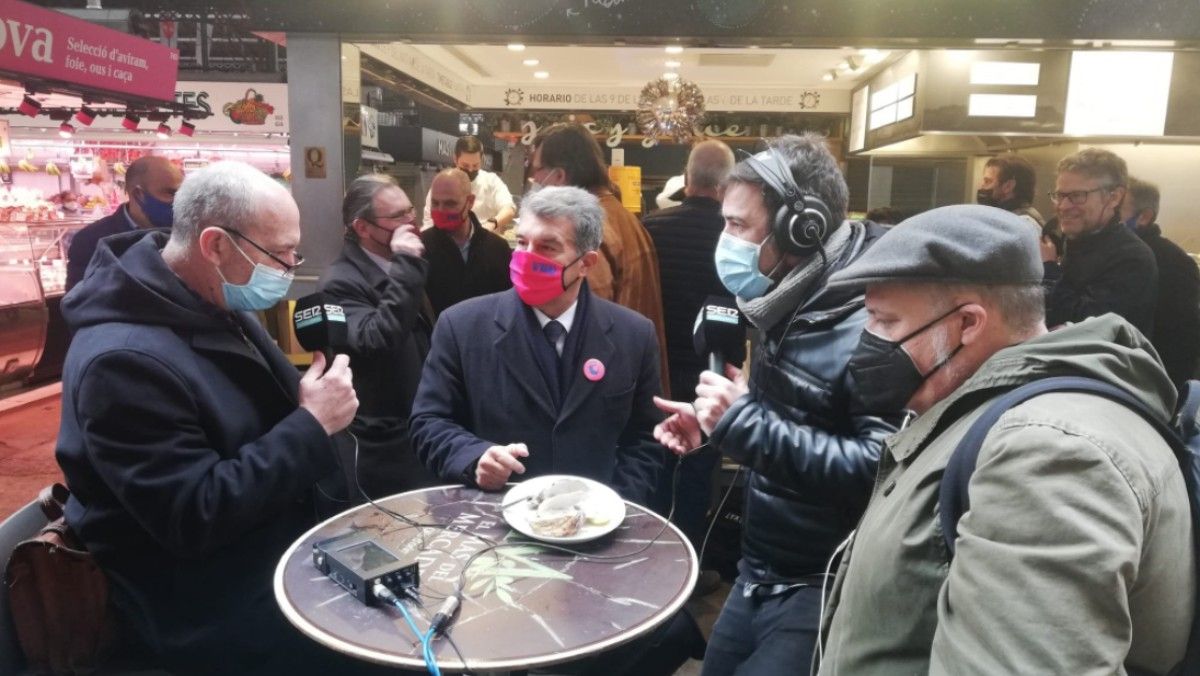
[0,0,178,101]
[475,84,848,113]
[355,43,472,105]
[517,119,780,148]
[181,82,286,133]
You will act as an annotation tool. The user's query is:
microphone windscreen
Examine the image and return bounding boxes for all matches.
[293,292,348,354]
[693,295,747,364]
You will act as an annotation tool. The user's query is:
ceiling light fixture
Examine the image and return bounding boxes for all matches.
[507,43,526,52]
[122,113,141,131]
[18,94,41,117]
[662,71,679,81]
[178,120,196,137]
[156,122,172,139]
[58,121,74,138]
[522,58,540,66]
[665,45,684,54]
[75,105,97,126]
[822,71,837,82]
[841,56,861,71]
[665,60,682,68]
[533,70,549,79]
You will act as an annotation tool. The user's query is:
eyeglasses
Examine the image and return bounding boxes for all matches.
[220,227,304,273]
[369,207,415,224]
[1047,186,1113,206]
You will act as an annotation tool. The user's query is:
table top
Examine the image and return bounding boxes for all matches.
[274,484,698,672]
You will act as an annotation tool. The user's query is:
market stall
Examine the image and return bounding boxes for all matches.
[0,0,182,388]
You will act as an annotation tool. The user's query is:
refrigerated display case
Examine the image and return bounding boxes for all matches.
[0,218,90,388]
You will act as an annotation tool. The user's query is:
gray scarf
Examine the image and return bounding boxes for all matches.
[738,222,854,332]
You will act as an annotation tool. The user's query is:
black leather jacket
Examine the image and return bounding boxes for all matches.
[709,221,900,582]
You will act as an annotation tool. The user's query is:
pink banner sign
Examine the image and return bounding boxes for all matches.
[0,0,178,102]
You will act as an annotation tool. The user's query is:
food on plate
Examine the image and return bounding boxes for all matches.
[529,499,585,538]
[529,477,589,509]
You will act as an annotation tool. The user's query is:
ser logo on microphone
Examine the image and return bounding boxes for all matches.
[294,304,346,329]
[704,304,740,324]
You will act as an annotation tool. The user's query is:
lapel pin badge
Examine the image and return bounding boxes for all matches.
[583,358,605,382]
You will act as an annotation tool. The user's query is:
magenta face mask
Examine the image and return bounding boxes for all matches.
[509,249,584,306]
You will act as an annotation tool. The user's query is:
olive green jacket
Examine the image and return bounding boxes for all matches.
[819,314,1195,676]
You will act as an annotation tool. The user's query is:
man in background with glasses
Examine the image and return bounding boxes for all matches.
[1043,148,1157,336]
[319,174,438,498]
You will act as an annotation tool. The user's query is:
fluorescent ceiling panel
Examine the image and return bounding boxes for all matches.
[1064,51,1173,136]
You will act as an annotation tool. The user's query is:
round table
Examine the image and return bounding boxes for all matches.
[274,485,698,672]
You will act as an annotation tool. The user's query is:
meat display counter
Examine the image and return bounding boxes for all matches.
[0,219,90,389]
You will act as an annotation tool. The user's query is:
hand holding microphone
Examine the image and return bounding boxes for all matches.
[300,351,358,435]
[293,293,357,435]
[690,296,749,435]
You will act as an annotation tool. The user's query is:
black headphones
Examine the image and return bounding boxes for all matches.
[740,147,833,255]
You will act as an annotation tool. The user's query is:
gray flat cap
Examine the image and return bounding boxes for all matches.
[827,204,1043,290]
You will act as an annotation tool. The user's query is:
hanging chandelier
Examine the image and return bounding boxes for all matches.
[636,76,705,143]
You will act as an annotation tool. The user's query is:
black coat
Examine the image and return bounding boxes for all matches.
[1045,220,1158,337]
[643,195,728,400]
[55,230,339,671]
[1138,223,1200,390]
[318,240,437,496]
[65,205,138,292]
[420,213,513,316]
[709,222,901,582]
[409,286,665,505]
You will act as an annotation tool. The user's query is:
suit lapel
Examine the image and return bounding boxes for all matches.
[494,290,558,418]
[559,300,616,422]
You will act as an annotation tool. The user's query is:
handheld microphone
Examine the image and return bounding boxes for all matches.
[293,292,348,361]
[693,296,747,374]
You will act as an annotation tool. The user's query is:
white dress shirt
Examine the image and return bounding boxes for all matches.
[423,169,515,229]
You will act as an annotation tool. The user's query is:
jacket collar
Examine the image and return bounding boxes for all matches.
[340,238,390,289]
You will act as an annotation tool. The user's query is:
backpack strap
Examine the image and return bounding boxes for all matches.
[939,376,1180,555]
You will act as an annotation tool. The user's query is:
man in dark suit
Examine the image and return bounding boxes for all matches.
[65,155,182,291]
[642,139,734,546]
[410,185,664,505]
[55,161,391,674]
[419,168,513,316]
[1121,176,1200,390]
[319,174,437,498]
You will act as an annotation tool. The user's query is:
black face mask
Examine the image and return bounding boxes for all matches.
[848,305,966,413]
[975,188,999,207]
[464,169,480,182]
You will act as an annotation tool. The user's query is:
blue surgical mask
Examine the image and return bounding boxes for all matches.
[217,235,293,311]
[1123,214,1140,231]
[715,231,775,299]
[136,189,174,228]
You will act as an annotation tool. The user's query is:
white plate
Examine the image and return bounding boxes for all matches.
[501,475,626,544]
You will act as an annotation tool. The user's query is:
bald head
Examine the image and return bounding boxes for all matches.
[432,168,472,198]
[125,155,183,229]
[429,168,476,237]
[686,140,735,199]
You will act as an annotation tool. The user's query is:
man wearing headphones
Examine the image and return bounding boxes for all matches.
[654,134,901,675]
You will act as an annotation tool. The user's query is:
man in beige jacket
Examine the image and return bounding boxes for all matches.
[817,204,1194,675]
